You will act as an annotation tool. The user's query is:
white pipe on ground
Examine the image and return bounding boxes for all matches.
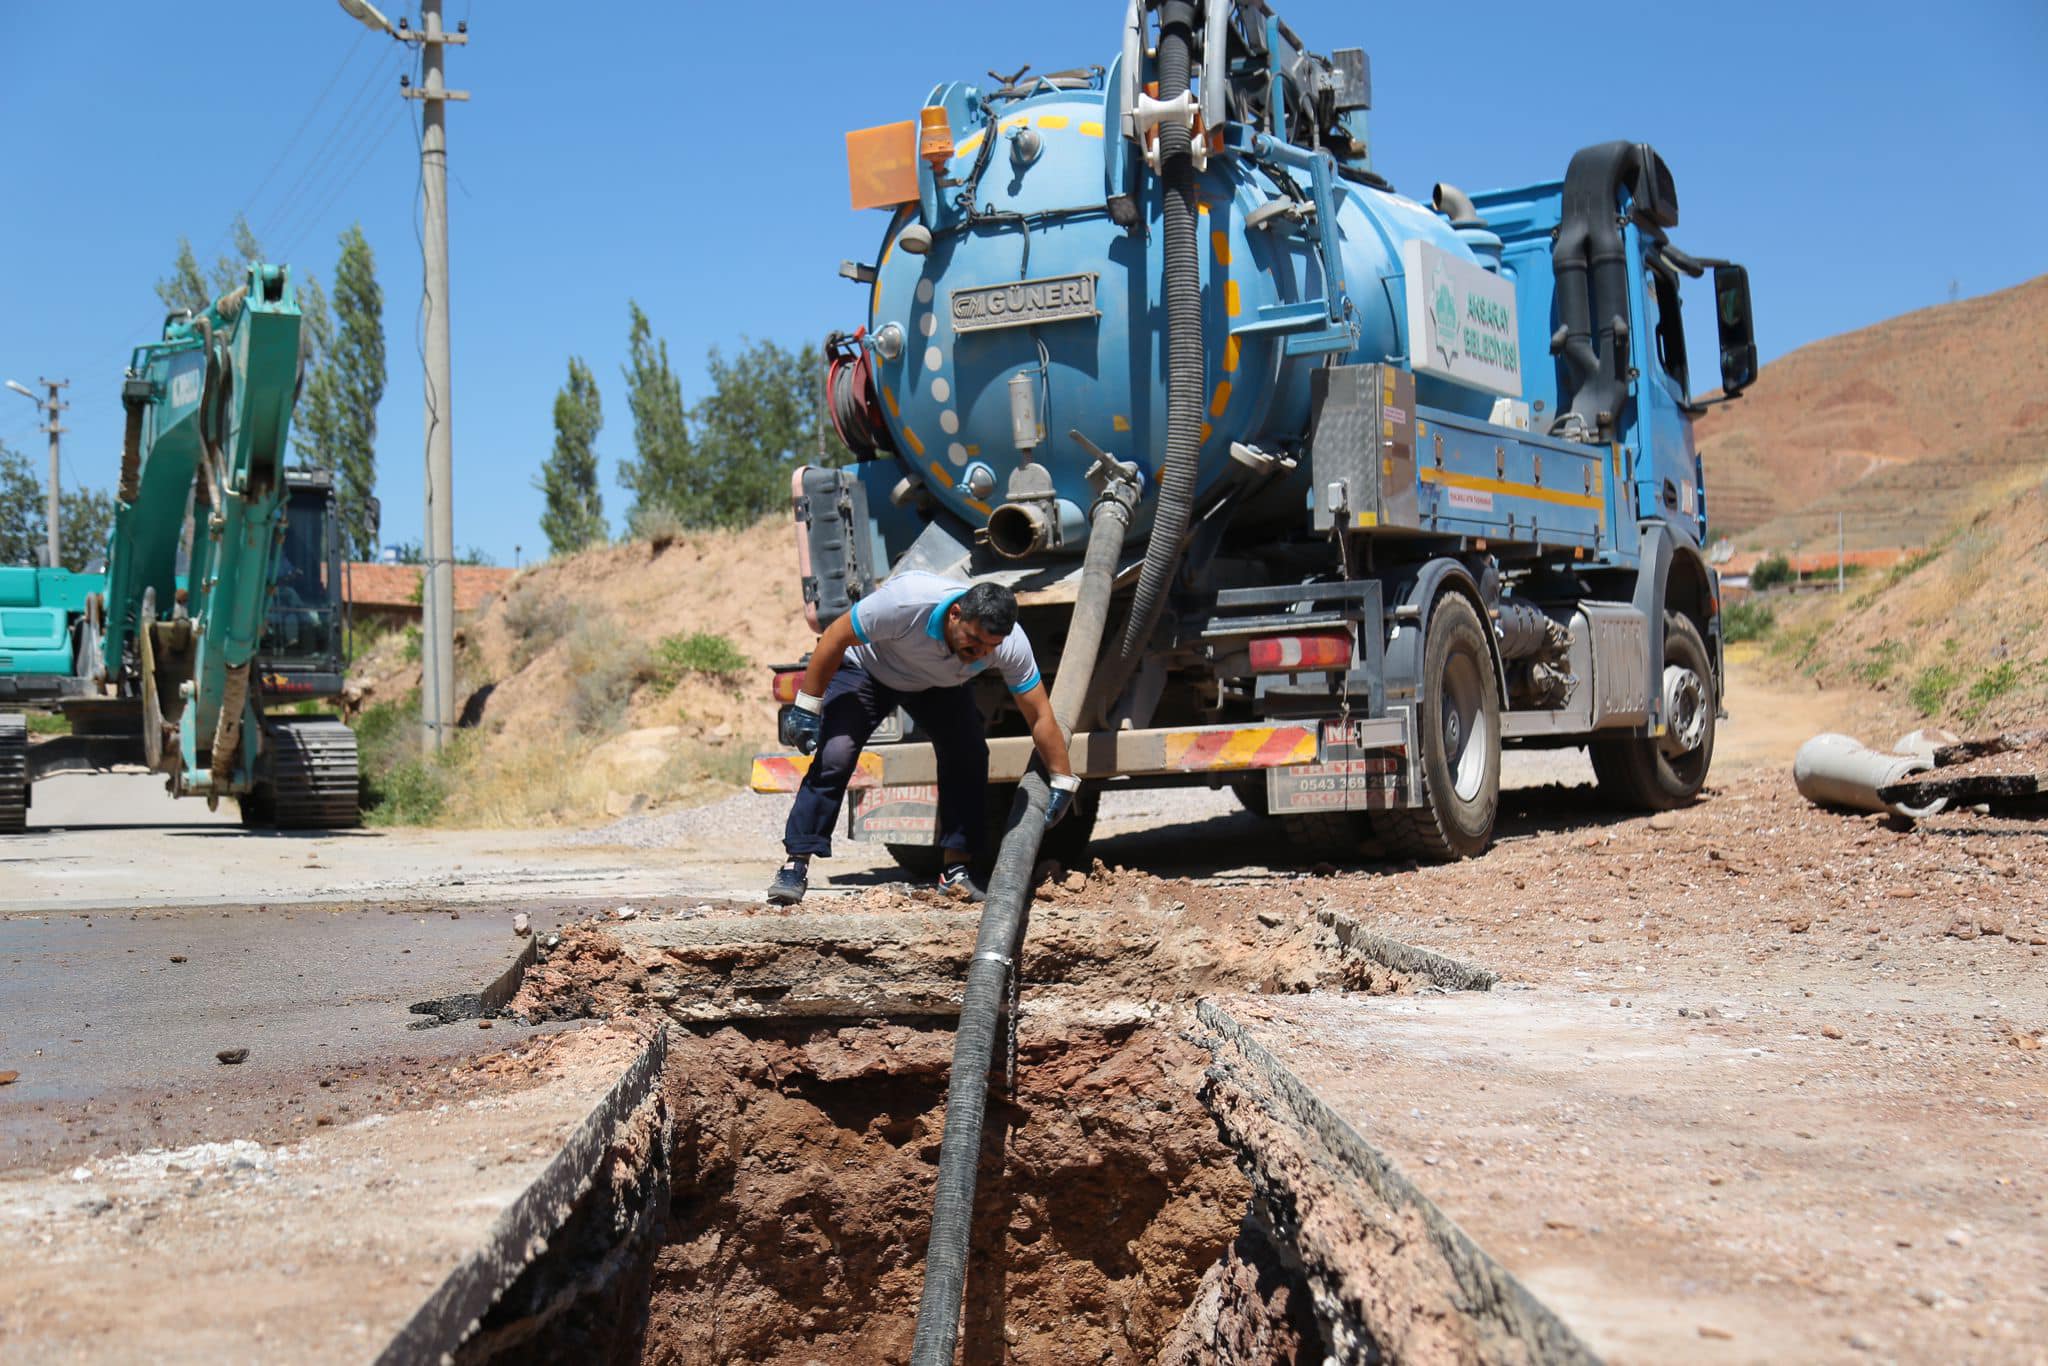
[1793,732,1948,819]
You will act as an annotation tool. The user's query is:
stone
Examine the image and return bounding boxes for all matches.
[1256,909,1286,928]
[1977,917,2006,936]
[614,906,639,921]
[1787,915,1812,933]
[0,1070,17,1085]
[1945,1228,1971,1247]
[1821,1023,1844,1040]
[169,955,187,963]
[1064,872,1088,894]
[1648,812,1677,831]
[216,1048,249,1065]
[1697,1325,1733,1340]
[513,912,531,938]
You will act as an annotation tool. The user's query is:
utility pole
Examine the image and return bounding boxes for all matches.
[336,0,468,754]
[4,377,66,567]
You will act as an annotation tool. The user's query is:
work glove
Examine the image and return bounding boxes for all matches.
[787,690,824,756]
[1045,772,1082,829]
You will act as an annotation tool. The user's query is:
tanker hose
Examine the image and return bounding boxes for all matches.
[1105,0,1203,703]
[909,480,1135,1366]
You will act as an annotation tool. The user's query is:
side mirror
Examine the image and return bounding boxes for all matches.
[1714,264,1758,396]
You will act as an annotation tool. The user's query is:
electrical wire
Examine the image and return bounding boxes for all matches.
[270,81,404,252]
[275,97,410,261]
[258,45,409,250]
[202,27,372,264]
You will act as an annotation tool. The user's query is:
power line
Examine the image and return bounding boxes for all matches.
[274,95,411,260]
[258,45,409,250]
[201,27,373,263]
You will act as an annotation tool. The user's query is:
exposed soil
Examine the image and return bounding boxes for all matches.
[643,1018,1250,1364]
[1698,272,2048,545]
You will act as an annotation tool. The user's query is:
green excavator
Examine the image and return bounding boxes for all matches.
[0,265,360,833]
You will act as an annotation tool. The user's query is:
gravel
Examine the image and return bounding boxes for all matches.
[560,751,1593,852]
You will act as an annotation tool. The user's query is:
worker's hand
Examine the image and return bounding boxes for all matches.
[787,690,825,756]
[1045,772,1082,829]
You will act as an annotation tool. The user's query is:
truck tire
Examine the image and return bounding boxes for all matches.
[1228,775,1272,818]
[1590,612,1716,811]
[1381,594,1500,861]
[885,842,948,878]
[0,712,28,834]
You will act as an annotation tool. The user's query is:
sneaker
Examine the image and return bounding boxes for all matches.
[938,865,985,903]
[766,860,808,906]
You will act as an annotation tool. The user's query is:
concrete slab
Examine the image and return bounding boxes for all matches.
[1200,988,2046,1363]
[0,1023,661,1365]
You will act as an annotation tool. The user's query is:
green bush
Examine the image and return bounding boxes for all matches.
[1883,547,1940,589]
[565,619,652,734]
[628,504,686,551]
[1959,661,2020,723]
[352,693,454,825]
[1853,640,1903,686]
[401,623,422,663]
[1749,554,1794,591]
[651,630,750,690]
[1721,600,1775,643]
[1908,664,1960,716]
[501,588,575,671]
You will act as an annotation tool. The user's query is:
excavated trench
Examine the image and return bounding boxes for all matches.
[458,873,1474,1363]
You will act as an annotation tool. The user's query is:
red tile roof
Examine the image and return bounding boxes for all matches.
[344,563,514,614]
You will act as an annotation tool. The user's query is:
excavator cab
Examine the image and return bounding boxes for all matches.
[257,470,349,702]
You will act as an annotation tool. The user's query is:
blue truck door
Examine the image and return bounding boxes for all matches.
[1625,223,1704,547]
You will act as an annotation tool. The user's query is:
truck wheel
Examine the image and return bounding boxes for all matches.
[885,843,947,878]
[0,712,28,834]
[1590,612,1716,810]
[1228,775,1272,818]
[1382,594,1500,861]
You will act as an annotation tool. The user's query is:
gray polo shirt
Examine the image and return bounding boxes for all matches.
[846,571,1042,695]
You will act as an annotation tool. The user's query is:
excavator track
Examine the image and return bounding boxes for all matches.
[0,712,28,834]
[261,717,361,830]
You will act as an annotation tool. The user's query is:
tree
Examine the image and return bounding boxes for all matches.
[689,338,820,529]
[0,442,42,566]
[294,225,385,560]
[616,301,698,526]
[0,442,116,572]
[59,487,117,572]
[536,356,607,556]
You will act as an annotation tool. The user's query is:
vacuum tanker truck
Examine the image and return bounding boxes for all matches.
[754,0,1758,865]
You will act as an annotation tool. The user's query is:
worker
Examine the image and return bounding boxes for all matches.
[769,573,1080,905]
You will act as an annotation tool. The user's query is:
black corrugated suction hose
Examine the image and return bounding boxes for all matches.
[908,485,1133,1364]
[1112,0,1204,676]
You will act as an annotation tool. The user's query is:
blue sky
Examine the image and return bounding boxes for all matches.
[3,1,2043,567]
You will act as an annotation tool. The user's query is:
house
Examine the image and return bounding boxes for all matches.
[343,562,515,631]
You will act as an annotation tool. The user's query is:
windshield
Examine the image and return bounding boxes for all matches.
[261,485,341,666]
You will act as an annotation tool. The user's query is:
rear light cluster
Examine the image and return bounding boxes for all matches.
[1247,630,1353,674]
[771,670,804,704]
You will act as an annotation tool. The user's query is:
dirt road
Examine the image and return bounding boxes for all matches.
[4,659,2040,1362]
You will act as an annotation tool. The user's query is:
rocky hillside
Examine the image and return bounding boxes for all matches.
[1763,465,2048,730]
[350,516,816,826]
[1699,274,2048,549]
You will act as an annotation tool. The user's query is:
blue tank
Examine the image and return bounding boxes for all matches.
[860,71,1494,549]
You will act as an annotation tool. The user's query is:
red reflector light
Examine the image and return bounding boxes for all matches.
[1247,630,1352,673]
[771,670,804,704]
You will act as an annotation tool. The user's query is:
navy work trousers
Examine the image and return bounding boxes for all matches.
[783,664,989,859]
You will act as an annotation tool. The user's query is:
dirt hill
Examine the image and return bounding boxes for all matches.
[1699,273,2048,549]
[351,516,816,826]
[1762,464,2048,730]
